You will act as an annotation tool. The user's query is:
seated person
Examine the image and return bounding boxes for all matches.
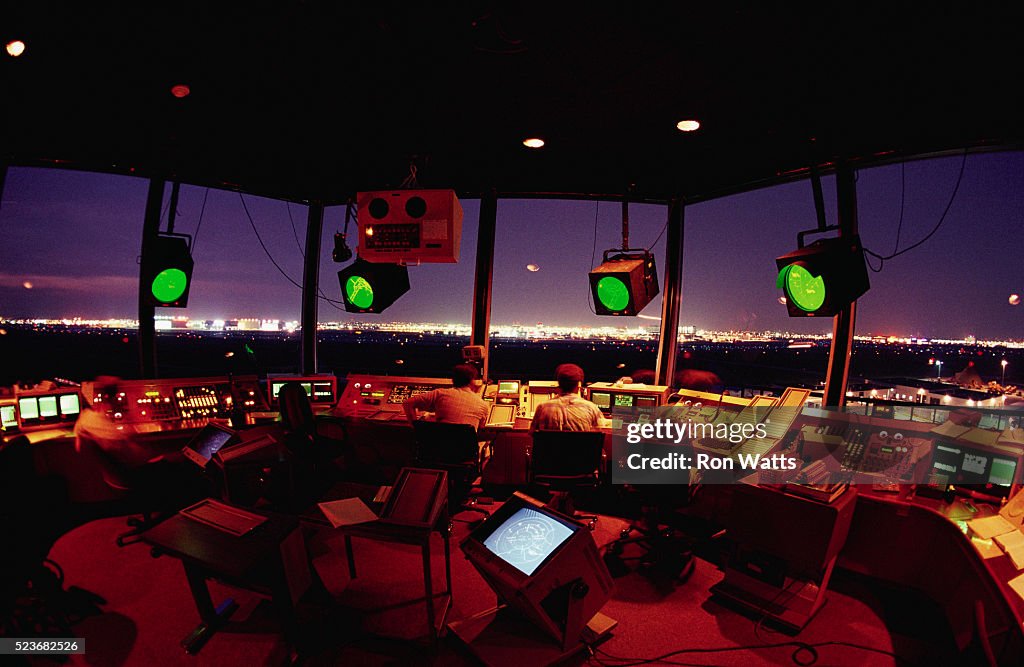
[531,363,603,431]
[75,377,207,507]
[403,363,490,430]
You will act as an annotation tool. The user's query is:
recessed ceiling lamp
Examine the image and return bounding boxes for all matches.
[6,40,26,57]
[676,119,700,132]
[522,137,545,149]
[170,84,191,98]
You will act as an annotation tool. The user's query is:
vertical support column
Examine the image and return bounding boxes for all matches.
[138,178,166,379]
[823,165,858,407]
[301,202,324,374]
[655,198,685,387]
[471,189,498,381]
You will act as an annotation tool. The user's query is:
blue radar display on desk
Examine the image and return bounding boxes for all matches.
[482,506,575,575]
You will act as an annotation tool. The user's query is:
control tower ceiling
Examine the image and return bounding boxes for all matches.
[3,2,1020,204]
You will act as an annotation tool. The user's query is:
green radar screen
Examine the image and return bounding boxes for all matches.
[596,276,630,312]
[777,264,825,312]
[345,276,375,309]
[151,268,189,304]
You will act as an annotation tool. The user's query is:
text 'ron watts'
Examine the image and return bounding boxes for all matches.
[625,452,799,471]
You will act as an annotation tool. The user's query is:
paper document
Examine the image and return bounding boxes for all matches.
[995,530,1024,552]
[967,515,1018,540]
[970,537,1003,560]
[318,497,378,528]
[1010,572,1024,601]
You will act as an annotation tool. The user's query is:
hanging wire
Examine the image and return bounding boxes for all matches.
[864,150,967,271]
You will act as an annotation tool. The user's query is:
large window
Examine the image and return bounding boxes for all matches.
[489,199,667,383]
[0,167,147,383]
[152,187,306,377]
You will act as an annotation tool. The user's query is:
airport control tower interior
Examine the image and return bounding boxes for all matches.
[2,4,1024,666]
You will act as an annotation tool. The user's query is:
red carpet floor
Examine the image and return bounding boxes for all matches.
[33,511,953,667]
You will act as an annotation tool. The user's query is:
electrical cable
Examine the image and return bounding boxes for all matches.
[587,200,600,314]
[285,201,305,258]
[238,193,348,310]
[648,205,671,252]
[190,188,210,254]
[864,150,967,270]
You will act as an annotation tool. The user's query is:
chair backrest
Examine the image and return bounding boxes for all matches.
[412,420,479,466]
[530,430,605,481]
[278,381,316,438]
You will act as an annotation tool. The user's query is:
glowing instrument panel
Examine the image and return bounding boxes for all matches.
[337,374,453,418]
[85,375,266,425]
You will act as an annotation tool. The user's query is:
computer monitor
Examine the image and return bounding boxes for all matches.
[17,397,39,421]
[461,492,613,644]
[59,393,81,416]
[497,380,520,395]
[486,403,516,427]
[930,441,1019,493]
[182,422,237,467]
[0,405,17,430]
[590,391,611,410]
[38,395,58,418]
[267,375,337,405]
[613,394,634,408]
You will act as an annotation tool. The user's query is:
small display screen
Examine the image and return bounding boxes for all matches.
[487,404,516,425]
[38,396,58,418]
[59,394,81,416]
[482,506,576,576]
[185,424,235,462]
[636,396,658,408]
[18,397,39,420]
[1,405,17,429]
[614,394,635,407]
[498,381,520,394]
[931,442,1018,488]
[591,392,611,409]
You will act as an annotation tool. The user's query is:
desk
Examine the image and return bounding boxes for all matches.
[840,487,1024,662]
[142,504,313,654]
[302,482,454,643]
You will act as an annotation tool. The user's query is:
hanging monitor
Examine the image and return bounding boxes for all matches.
[775,236,869,317]
[589,249,659,316]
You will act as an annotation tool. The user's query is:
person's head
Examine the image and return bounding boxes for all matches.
[451,363,479,388]
[555,363,585,394]
[630,369,657,385]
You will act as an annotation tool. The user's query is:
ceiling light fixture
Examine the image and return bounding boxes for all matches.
[523,137,545,148]
[5,40,25,57]
[676,119,700,132]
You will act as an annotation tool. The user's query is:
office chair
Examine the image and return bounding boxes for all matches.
[529,430,605,529]
[412,421,490,524]
[73,435,168,547]
[603,441,701,581]
[278,381,347,485]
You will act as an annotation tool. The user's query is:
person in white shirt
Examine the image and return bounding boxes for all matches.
[531,363,603,432]
[403,364,490,430]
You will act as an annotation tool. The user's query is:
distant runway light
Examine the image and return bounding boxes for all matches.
[637,313,661,321]
[6,40,25,57]
[1011,293,1021,306]
[526,263,540,272]
[170,84,191,98]
[395,359,404,365]
[778,296,787,305]
[22,281,33,289]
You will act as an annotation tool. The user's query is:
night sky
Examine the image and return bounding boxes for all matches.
[1,152,1021,339]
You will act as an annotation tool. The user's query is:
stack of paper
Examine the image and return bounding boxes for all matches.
[318,498,377,528]
[967,514,1018,540]
[995,530,1024,570]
